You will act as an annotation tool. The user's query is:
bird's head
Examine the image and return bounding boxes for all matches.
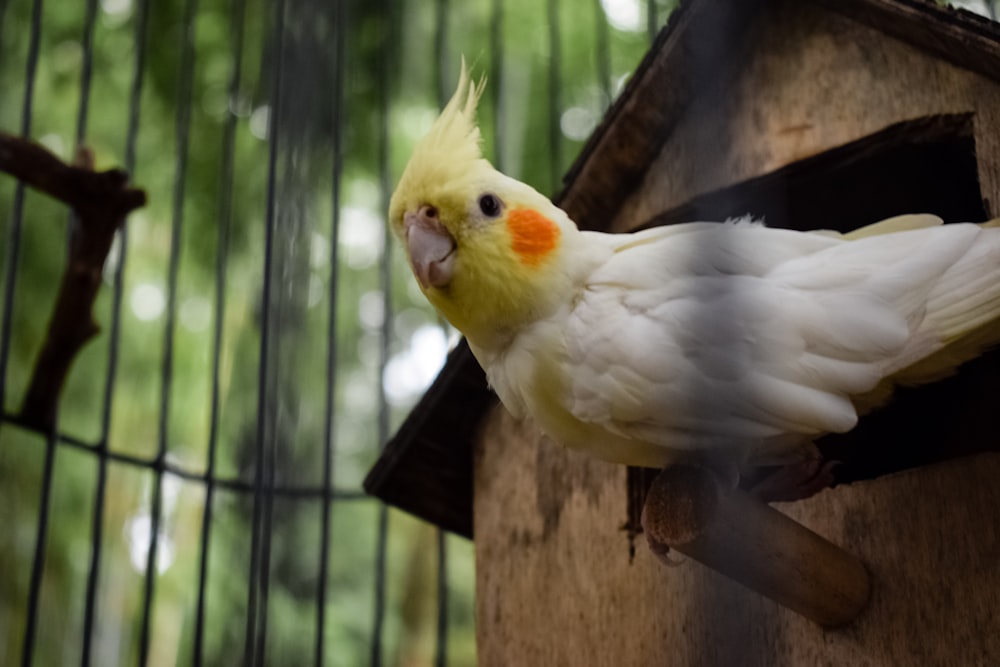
[389,62,579,348]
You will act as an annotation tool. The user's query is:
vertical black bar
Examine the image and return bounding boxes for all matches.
[13,2,46,665]
[434,0,449,106]
[0,0,8,43]
[244,0,286,662]
[253,0,270,109]
[0,0,43,417]
[122,2,150,177]
[490,0,504,170]
[434,529,448,667]
[193,0,247,663]
[371,506,389,667]
[647,0,657,45]
[66,0,99,254]
[371,0,395,663]
[251,0,290,654]
[430,10,451,667]
[594,0,611,105]
[20,430,57,667]
[81,0,149,655]
[74,0,99,149]
[546,0,561,194]
[315,0,347,663]
[138,0,199,663]
[79,0,133,659]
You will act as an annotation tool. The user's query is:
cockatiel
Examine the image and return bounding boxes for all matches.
[389,65,1000,518]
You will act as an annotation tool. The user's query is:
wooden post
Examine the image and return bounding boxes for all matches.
[641,465,871,627]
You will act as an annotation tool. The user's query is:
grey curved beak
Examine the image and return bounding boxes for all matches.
[404,206,456,288]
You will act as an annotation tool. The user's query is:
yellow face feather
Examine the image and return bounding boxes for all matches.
[389,61,578,348]
[389,60,488,230]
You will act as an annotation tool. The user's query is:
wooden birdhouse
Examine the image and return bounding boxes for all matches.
[366,0,1000,663]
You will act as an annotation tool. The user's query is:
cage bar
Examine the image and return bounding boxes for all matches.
[547,0,562,193]
[192,0,248,662]
[79,0,131,658]
[0,0,642,664]
[138,0,201,663]
[371,0,397,662]
[595,0,612,102]
[14,2,50,665]
[316,0,348,662]
[490,0,504,171]
[244,0,288,661]
[0,0,44,419]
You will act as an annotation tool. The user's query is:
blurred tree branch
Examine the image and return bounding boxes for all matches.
[0,132,146,431]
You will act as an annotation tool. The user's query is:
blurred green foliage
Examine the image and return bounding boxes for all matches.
[0,0,671,664]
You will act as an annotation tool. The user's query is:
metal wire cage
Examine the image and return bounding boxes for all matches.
[0,0,664,664]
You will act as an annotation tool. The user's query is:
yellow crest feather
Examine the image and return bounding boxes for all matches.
[389,60,489,225]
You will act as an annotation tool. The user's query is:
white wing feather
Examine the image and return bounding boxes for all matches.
[515,217,1000,467]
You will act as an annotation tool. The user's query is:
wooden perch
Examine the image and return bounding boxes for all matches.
[641,464,871,627]
[0,132,146,431]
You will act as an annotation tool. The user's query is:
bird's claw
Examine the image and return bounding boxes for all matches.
[748,459,839,503]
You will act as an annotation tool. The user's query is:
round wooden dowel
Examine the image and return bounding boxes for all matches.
[642,465,871,628]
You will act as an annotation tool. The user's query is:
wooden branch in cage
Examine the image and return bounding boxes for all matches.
[0,132,146,431]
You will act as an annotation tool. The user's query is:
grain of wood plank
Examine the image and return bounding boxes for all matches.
[475,2,1000,664]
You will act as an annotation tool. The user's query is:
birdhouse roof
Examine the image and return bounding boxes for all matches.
[363,0,1000,538]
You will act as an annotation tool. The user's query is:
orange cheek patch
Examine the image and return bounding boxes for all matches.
[507,208,560,265]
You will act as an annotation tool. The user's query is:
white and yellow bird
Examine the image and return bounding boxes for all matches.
[389,65,1000,503]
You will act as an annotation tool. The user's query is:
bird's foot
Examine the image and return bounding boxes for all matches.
[640,464,721,566]
[645,532,685,566]
[747,459,838,503]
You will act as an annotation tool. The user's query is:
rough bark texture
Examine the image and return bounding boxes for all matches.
[0,133,146,430]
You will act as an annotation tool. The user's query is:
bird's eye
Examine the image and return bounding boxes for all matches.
[478,193,502,218]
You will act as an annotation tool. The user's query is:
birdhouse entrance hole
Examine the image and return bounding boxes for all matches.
[629,113,1000,519]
